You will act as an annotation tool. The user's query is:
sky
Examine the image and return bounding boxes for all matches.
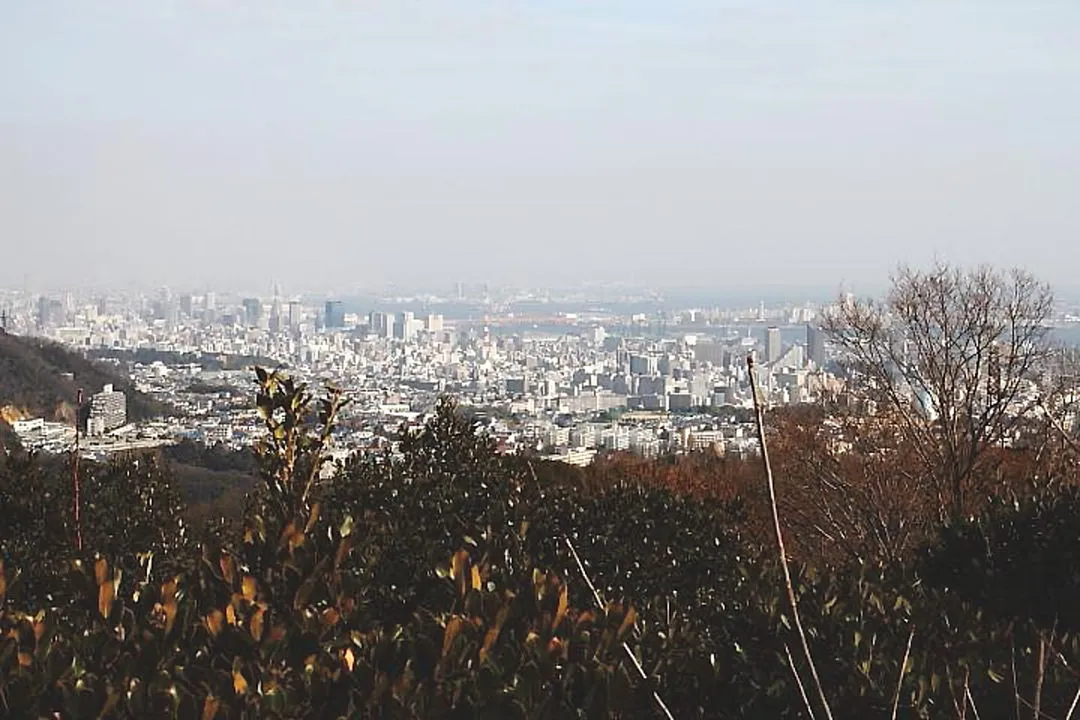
[1,0,1079,295]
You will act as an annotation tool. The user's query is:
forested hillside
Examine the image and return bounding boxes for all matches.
[0,333,167,427]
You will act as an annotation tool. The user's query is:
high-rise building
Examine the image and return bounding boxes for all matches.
[629,354,658,376]
[324,300,346,329]
[766,326,783,364]
[269,287,283,333]
[807,324,825,367]
[88,383,126,436]
[36,296,60,329]
[693,342,727,366]
[242,298,263,328]
[163,298,179,330]
[369,311,394,338]
[505,377,529,395]
[425,314,444,332]
[395,311,416,341]
[287,300,302,328]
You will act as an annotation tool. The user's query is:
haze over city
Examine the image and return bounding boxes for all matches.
[2,1,1079,293]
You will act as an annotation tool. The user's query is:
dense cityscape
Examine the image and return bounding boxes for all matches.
[1,284,839,464]
[4,283,1080,469]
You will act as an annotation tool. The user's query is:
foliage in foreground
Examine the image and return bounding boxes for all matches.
[4,368,1080,717]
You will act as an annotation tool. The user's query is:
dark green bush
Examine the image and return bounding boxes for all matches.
[5,368,1080,718]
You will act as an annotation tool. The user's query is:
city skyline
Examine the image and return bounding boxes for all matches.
[3,2,1079,290]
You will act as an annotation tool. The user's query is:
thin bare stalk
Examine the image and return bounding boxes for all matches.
[891,625,916,720]
[784,642,817,720]
[1012,639,1022,720]
[748,354,834,720]
[1016,696,1057,720]
[946,664,966,720]
[1035,630,1049,720]
[965,676,982,720]
[301,390,345,507]
[565,537,675,720]
[1042,399,1080,455]
[72,387,83,552]
[528,461,675,720]
[1065,683,1080,720]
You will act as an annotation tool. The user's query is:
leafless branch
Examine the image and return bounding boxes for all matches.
[891,625,916,720]
[749,354,834,720]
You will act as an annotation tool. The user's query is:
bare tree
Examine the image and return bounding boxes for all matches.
[823,263,1054,522]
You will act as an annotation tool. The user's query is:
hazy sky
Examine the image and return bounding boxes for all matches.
[2,1,1079,294]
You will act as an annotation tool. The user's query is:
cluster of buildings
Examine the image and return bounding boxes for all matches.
[3,286,845,464]
[10,381,176,459]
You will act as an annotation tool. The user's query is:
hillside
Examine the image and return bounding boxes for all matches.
[0,332,168,431]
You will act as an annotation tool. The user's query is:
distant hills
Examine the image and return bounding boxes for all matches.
[88,347,281,371]
[0,332,167,448]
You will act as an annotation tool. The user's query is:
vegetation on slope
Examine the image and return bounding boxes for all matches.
[2,364,1080,717]
[0,333,168,426]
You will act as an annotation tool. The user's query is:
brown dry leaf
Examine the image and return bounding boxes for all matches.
[98,580,115,619]
[219,554,235,586]
[617,606,638,640]
[452,551,470,598]
[163,599,178,634]
[304,502,321,534]
[205,609,224,638]
[470,565,482,592]
[479,627,500,663]
[0,559,6,604]
[288,530,306,551]
[17,651,32,668]
[450,550,468,582]
[225,604,238,626]
[343,647,356,672]
[322,607,340,627]
[532,569,546,600]
[278,521,297,550]
[202,695,221,720]
[232,669,248,695]
[552,583,568,631]
[493,605,510,634]
[99,691,121,717]
[250,606,265,642]
[393,668,414,697]
[162,577,179,601]
[32,611,47,641]
[94,557,108,586]
[442,616,464,658]
[241,575,257,603]
[334,537,353,570]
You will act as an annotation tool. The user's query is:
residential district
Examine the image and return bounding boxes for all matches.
[4,285,1079,466]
